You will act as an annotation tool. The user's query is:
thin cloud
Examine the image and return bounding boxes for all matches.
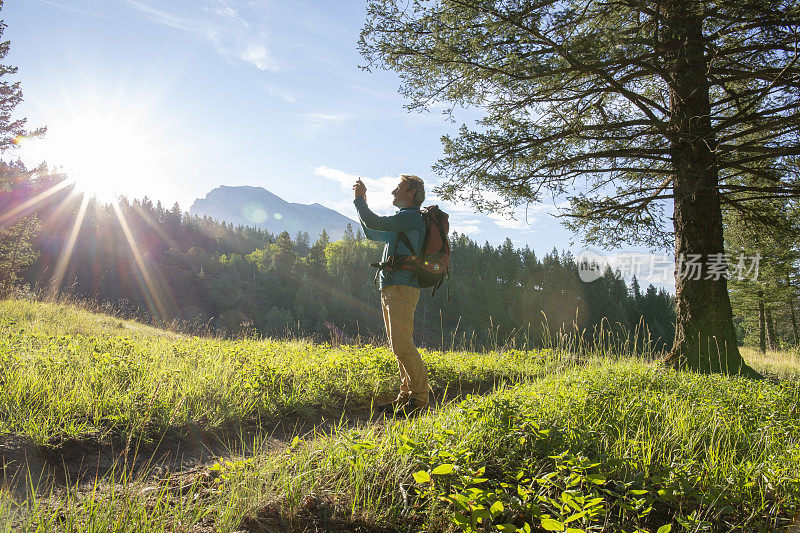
[301,113,347,137]
[485,199,567,231]
[119,0,281,71]
[120,0,202,33]
[451,223,482,235]
[488,213,534,231]
[238,43,276,71]
[33,0,118,20]
[435,198,481,217]
[263,83,298,103]
[313,166,357,188]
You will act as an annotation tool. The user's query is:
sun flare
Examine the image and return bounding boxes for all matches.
[20,100,169,204]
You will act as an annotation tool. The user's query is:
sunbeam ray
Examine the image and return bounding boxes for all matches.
[132,203,183,252]
[301,275,383,320]
[41,188,84,228]
[47,194,89,299]
[112,202,170,326]
[128,204,180,318]
[0,178,73,226]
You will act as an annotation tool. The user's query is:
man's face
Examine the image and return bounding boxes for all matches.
[392,180,415,208]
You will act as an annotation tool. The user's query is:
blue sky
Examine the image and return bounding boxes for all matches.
[3,0,674,288]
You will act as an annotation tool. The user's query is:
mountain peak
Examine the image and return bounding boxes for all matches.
[190,185,356,240]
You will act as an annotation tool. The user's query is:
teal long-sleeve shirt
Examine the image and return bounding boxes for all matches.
[354,197,425,290]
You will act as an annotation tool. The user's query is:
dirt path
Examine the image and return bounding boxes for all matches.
[0,380,503,496]
[1,408,372,494]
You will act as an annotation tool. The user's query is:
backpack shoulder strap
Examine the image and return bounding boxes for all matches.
[397,231,418,258]
[394,207,424,258]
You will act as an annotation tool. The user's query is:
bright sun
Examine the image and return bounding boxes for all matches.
[21,100,168,204]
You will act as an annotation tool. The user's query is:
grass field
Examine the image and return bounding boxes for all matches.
[0,299,556,445]
[1,298,799,532]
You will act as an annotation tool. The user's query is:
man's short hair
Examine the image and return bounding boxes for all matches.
[400,174,425,206]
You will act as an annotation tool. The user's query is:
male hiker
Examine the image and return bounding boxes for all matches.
[353,175,429,416]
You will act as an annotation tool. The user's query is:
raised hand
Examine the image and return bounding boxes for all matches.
[353,178,367,200]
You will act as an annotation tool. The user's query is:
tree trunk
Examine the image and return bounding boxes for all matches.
[787,275,798,345]
[758,289,766,353]
[765,308,779,351]
[663,3,758,377]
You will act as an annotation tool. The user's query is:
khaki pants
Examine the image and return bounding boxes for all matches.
[380,284,429,405]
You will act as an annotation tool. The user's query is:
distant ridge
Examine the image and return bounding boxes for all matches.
[189,185,357,240]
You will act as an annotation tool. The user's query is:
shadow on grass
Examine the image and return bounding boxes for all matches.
[0,375,528,496]
[241,498,401,533]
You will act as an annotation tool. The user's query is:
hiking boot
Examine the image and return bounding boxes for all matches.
[395,398,428,418]
[374,397,408,414]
